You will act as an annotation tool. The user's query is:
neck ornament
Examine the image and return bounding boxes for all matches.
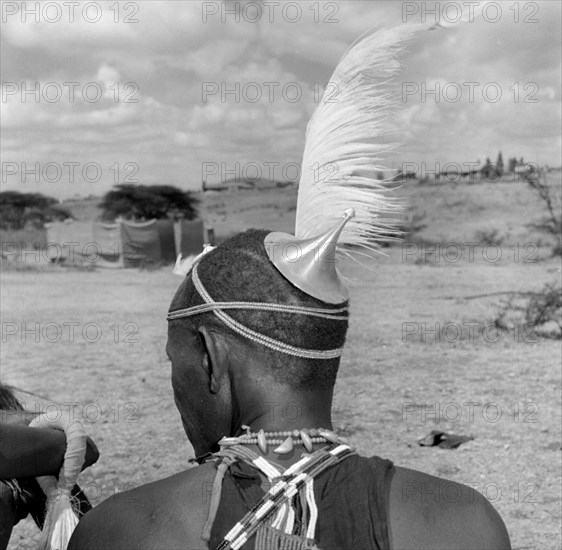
[218,426,346,455]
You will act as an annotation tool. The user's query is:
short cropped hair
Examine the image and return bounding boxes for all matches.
[173,229,349,389]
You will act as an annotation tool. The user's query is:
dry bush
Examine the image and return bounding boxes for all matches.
[400,209,427,243]
[494,282,562,339]
[524,283,562,334]
[526,174,562,256]
[475,228,504,246]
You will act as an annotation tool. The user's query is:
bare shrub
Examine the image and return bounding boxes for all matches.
[475,228,504,246]
[524,283,562,335]
[527,174,561,256]
[494,283,562,339]
[401,210,427,243]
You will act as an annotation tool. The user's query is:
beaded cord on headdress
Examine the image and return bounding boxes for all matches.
[167,262,348,360]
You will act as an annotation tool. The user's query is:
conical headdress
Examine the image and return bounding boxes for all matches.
[264,208,355,304]
[169,25,417,357]
[262,25,416,302]
[175,25,415,293]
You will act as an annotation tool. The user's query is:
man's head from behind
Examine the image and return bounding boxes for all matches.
[167,229,349,456]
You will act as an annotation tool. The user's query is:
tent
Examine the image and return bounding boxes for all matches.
[43,218,204,267]
[156,219,177,263]
[0,227,48,258]
[174,219,205,257]
[120,220,162,268]
[45,220,94,261]
[93,222,123,263]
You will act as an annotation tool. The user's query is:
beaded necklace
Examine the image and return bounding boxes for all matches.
[219,425,345,455]
[203,427,352,549]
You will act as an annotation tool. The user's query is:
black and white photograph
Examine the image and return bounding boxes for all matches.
[1,1,560,549]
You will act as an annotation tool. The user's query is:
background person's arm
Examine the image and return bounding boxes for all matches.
[0,423,67,479]
[0,409,40,426]
[0,410,100,479]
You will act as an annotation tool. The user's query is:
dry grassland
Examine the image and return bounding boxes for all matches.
[2,177,560,549]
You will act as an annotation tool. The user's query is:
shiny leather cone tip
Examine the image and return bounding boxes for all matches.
[264,209,355,304]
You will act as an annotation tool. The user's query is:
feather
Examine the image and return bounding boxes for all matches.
[173,253,198,276]
[173,244,216,277]
[296,25,421,258]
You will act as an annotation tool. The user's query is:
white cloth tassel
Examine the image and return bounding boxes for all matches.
[37,489,79,550]
[29,415,87,550]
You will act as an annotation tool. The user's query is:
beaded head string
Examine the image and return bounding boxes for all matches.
[167,262,348,360]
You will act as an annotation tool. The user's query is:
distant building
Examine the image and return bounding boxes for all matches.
[202,178,295,192]
[391,171,417,184]
[436,168,483,184]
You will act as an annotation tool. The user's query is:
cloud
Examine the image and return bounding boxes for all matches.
[1,0,560,198]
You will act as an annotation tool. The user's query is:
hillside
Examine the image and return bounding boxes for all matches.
[61,174,561,254]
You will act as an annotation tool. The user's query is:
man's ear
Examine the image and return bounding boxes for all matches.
[198,326,230,394]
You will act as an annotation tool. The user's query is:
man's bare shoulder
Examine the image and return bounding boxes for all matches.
[388,465,511,550]
[68,462,218,550]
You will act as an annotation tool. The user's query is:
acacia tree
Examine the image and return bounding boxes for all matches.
[0,191,71,230]
[496,152,504,177]
[99,184,198,222]
[481,157,493,180]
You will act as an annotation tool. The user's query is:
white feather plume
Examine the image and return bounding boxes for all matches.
[296,25,420,258]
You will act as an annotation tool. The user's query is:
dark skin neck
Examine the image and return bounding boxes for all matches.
[225,342,337,468]
[230,386,336,468]
[234,387,335,433]
[169,320,339,463]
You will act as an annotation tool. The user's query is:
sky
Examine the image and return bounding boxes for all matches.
[1,0,561,198]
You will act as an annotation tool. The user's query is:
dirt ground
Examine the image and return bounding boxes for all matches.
[1,178,561,549]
